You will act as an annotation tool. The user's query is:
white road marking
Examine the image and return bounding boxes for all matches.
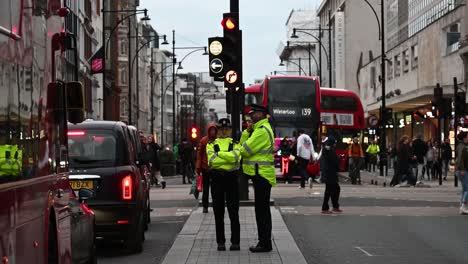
[175,212,191,216]
[159,220,185,224]
[355,246,374,257]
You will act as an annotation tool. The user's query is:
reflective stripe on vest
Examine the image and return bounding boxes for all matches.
[243,161,275,166]
[243,142,254,155]
[209,152,218,167]
[261,126,275,154]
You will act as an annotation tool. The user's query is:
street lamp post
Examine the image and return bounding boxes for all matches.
[292,26,332,86]
[170,39,208,145]
[172,30,176,146]
[279,59,308,76]
[286,41,320,76]
[101,8,149,120]
[362,0,386,177]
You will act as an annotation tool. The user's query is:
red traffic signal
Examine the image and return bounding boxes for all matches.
[221,15,237,30]
[191,127,198,140]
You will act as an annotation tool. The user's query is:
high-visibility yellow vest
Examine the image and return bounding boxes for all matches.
[206,137,241,171]
[0,144,22,177]
[366,144,380,155]
[239,118,276,187]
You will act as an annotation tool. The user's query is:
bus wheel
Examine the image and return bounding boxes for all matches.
[47,216,59,264]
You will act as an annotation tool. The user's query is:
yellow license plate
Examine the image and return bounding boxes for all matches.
[70,180,94,190]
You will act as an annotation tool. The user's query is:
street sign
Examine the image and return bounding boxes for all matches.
[225,70,238,84]
[210,58,223,74]
[209,40,223,56]
[367,115,379,128]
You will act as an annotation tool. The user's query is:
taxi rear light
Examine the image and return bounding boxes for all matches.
[68,130,86,136]
[122,175,133,200]
[117,220,129,224]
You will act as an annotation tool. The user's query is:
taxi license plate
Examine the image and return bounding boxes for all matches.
[70,180,94,190]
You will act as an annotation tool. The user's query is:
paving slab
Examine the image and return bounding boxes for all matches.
[161,206,307,264]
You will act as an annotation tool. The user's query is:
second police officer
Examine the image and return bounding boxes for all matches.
[239,104,276,253]
[206,118,241,251]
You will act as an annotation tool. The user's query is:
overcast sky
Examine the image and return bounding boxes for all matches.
[140,0,321,85]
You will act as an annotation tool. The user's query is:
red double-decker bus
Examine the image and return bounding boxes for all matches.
[0,1,85,263]
[244,76,364,172]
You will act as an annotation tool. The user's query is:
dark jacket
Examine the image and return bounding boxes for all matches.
[196,124,218,171]
[321,147,339,184]
[441,143,452,160]
[179,141,193,162]
[397,143,412,173]
[279,141,292,157]
[412,138,427,163]
[149,142,161,171]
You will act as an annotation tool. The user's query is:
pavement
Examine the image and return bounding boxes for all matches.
[161,206,307,264]
[338,167,458,188]
[98,175,466,264]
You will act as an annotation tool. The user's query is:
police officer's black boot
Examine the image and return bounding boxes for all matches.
[249,241,272,253]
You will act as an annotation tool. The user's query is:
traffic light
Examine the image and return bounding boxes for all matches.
[431,100,439,117]
[382,107,393,125]
[432,84,443,117]
[222,12,242,88]
[455,92,466,115]
[190,126,198,140]
[440,98,452,118]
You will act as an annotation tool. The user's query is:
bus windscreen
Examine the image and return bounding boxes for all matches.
[268,78,317,121]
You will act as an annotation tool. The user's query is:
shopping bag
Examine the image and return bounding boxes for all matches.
[307,160,320,176]
[196,174,203,192]
[189,178,199,199]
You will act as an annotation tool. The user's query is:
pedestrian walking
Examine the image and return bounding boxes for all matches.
[411,135,427,182]
[296,129,315,188]
[238,104,276,253]
[196,123,218,213]
[395,135,416,186]
[320,136,342,214]
[441,138,452,180]
[423,141,436,181]
[148,136,166,189]
[366,139,380,173]
[348,137,364,184]
[206,118,241,250]
[455,132,468,214]
[279,137,293,183]
[179,138,194,184]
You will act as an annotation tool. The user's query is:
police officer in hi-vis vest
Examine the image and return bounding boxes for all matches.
[239,104,276,253]
[206,118,241,251]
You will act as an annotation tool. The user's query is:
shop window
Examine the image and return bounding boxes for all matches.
[394,54,401,77]
[120,67,128,85]
[402,50,410,73]
[120,40,127,55]
[446,22,460,54]
[411,44,419,69]
[387,59,393,80]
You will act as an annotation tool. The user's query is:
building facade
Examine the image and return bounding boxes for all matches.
[277,9,322,81]
[358,0,465,145]
[317,0,381,91]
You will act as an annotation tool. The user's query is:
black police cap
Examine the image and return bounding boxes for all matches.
[248,104,268,114]
[217,118,231,128]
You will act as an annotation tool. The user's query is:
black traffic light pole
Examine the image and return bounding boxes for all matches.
[229,0,249,201]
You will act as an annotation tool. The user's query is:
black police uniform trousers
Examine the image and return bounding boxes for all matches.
[201,169,211,209]
[252,174,272,247]
[210,170,240,245]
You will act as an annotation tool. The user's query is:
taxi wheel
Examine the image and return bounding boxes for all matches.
[124,214,144,254]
